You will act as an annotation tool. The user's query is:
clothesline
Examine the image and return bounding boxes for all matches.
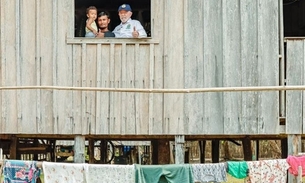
[1,157,305,183]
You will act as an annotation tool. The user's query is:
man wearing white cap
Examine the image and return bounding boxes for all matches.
[113,4,147,38]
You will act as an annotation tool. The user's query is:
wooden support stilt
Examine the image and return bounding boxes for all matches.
[151,139,170,164]
[256,140,260,160]
[100,140,107,164]
[33,139,38,160]
[287,135,301,183]
[297,166,302,183]
[175,135,185,164]
[49,140,55,162]
[242,137,252,161]
[151,140,158,165]
[10,136,17,159]
[281,138,288,158]
[199,140,206,163]
[74,136,85,163]
[88,139,95,164]
[211,140,219,163]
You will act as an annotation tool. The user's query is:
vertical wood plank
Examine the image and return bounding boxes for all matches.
[109,43,115,134]
[184,0,204,134]
[95,44,102,135]
[35,0,41,134]
[81,43,87,134]
[19,0,37,133]
[163,0,184,134]
[86,45,97,134]
[203,0,224,134]
[286,40,303,134]
[56,0,73,134]
[240,0,259,134]
[303,41,305,134]
[39,0,56,134]
[135,44,150,134]
[125,44,136,134]
[72,44,83,134]
[121,43,127,135]
[257,0,279,134]
[150,0,164,135]
[0,0,2,133]
[1,0,18,133]
[96,44,111,134]
[110,44,122,134]
[148,43,155,134]
[52,0,58,134]
[222,0,242,134]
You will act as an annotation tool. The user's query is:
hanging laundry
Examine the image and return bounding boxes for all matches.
[286,155,305,176]
[42,162,85,183]
[2,160,40,183]
[84,164,135,183]
[191,163,227,183]
[135,164,194,183]
[227,161,248,179]
[247,159,289,183]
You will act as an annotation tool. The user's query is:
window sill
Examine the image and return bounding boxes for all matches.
[66,38,159,45]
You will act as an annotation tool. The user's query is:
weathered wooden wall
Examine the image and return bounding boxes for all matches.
[286,39,305,134]
[0,0,280,135]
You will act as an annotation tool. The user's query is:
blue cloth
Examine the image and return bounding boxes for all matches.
[3,160,40,183]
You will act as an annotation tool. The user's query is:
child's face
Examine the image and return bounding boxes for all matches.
[87,9,97,20]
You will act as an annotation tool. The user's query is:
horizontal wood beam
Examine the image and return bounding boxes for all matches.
[0,134,291,141]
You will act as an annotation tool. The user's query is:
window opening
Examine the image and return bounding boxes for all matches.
[283,0,305,37]
[75,0,151,37]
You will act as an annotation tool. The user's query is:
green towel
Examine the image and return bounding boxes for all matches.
[135,164,194,183]
[227,161,248,179]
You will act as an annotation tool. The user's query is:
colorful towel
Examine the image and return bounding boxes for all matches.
[84,164,135,183]
[227,161,248,179]
[135,164,194,183]
[42,162,85,183]
[2,160,40,183]
[247,159,289,183]
[286,155,305,176]
[191,163,227,182]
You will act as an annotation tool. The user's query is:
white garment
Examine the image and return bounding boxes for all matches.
[84,164,135,183]
[42,162,85,183]
[247,159,289,183]
[191,163,227,183]
[113,18,147,38]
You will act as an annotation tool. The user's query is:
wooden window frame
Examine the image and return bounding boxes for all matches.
[70,0,154,44]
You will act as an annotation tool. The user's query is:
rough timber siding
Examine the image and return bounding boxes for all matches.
[0,0,280,135]
[183,0,279,135]
[286,40,305,134]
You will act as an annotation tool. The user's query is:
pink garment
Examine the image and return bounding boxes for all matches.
[286,155,305,176]
[247,159,289,183]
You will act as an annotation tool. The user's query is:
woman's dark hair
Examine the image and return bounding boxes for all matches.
[98,11,110,18]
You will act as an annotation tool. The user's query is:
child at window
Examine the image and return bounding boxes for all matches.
[85,6,98,37]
